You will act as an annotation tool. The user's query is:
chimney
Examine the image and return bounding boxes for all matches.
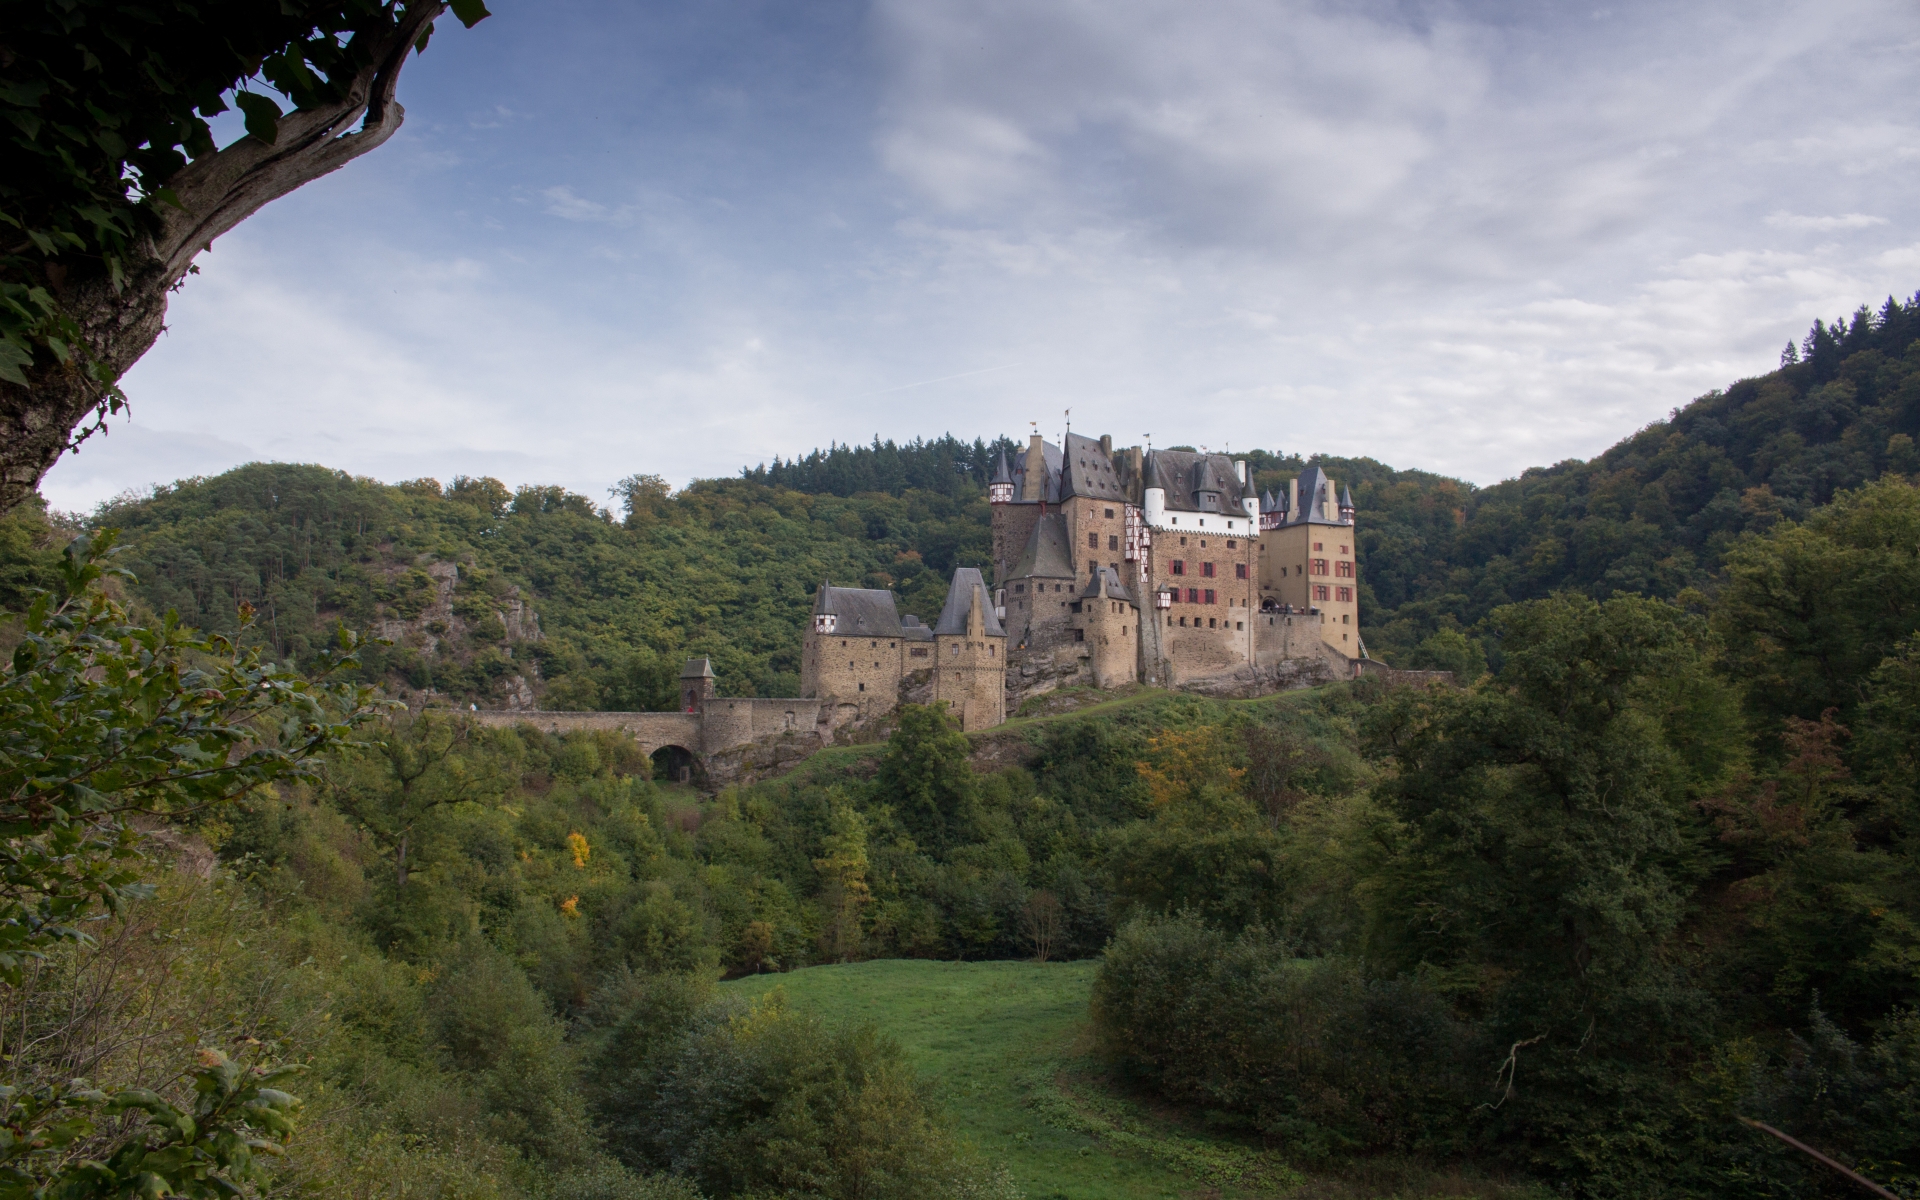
[1234,459,1247,484]
[1100,433,1113,455]
[1288,476,1299,520]
[1024,433,1046,503]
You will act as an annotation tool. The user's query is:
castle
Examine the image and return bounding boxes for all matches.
[477,430,1369,784]
[800,431,1365,730]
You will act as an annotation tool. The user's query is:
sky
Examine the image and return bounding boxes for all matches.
[39,0,1920,512]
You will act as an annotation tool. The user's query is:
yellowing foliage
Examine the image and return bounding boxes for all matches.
[560,895,580,918]
[567,831,590,868]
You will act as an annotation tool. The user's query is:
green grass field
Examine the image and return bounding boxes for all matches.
[723,959,1538,1200]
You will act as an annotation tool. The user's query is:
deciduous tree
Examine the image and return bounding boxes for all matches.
[0,0,491,513]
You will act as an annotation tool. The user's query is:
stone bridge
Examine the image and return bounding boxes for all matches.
[470,696,831,786]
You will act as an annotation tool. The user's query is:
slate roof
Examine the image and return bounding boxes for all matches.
[1009,439,1063,504]
[679,657,715,679]
[934,567,1006,637]
[1078,565,1136,606]
[1280,464,1348,527]
[1009,513,1076,580]
[1143,449,1243,514]
[1059,433,1128,502]
[900,614,933,641]
[811,583,905,636]
[990,452,1012,485]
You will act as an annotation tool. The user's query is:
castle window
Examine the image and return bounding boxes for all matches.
[890,641,896,647]
[1335,561,1354,578]
[989,645,995,656]
[1313,542,1323,551]
[1179,616,1187,626]
[1236,621,1244,630]
[1314,585,1331,601]
[1236,563,1248,579]
[1227,540,1235,549]
[1202,562,1215,577]
[858,682,865,691]
[841,640,848,647]
[1171,560,1185,575]
[1200,540,1207,548]
[1073,629,1085,642]
[1340,545,1350,554]
[1089,532,1099,548]
[1204,589,1216,604]
[1209,618,1216,628]
[1015,583,1025,593]
[1186,587,1200,603]
[1108,535,1119,550]
[1311,558,1329,576]
[1180,537,1187,545]
[1105,508,1115,518]
[1336,586,1354,603]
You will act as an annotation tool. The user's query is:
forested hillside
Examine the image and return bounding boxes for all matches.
[55,469,994,708]
[25,291,1918,710]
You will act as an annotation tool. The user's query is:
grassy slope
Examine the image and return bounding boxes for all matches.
[725,959,1267,1200]
[723,960,1542,1200]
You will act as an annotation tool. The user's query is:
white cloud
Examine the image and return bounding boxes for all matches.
[1766,211,1890,231]
[37,0,1920,511]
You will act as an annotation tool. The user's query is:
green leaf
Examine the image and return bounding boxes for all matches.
[233,92,281,145]
[0,340,29,387]
[448,0,492,28]
[0,80,49,107]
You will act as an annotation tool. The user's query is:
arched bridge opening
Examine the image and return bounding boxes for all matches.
[650,744,701,787]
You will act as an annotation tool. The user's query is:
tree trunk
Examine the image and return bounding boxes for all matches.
[0,1,446,515]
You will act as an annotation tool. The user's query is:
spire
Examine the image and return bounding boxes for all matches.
[989,451,1014,504]
[1340,484,1356,524]
[1241,471,1259,500]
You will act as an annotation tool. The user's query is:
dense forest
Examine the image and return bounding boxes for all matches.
[3,293,1918,1197]
[6,468,1915,1195]
[43,294,1915,712]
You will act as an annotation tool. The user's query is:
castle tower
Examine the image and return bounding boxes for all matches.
[932,567,1007,730]
[801,581,913,724]
[1257,463,1359,657]
[679,657,716,712]
[1069,567,1140,688]
[1135,447,1261,685]
[989,451,1014,505]
[990,433,1059,590]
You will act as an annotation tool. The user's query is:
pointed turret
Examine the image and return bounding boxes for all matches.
[1339,484,1355,525]
[989,451,1014,504]
[935,567,1006,638]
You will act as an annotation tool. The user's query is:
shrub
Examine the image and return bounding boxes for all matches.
[599,989,998,1199]
[1092,913,1486,1160]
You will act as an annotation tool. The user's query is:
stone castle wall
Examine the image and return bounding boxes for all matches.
[932,634,1006,731]
[801,630,909,724]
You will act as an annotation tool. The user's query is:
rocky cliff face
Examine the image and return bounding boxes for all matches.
[370,558,546,708]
